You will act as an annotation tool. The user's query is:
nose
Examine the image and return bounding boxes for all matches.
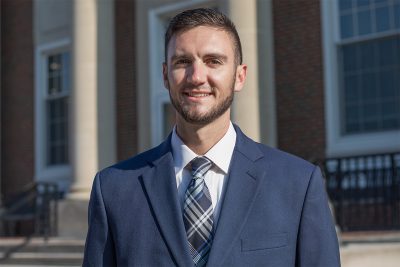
[187,61,206,85]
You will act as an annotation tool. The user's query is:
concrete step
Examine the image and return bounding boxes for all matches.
[0,237,84,266]
[341,242,400,267]
[340,231,400,267]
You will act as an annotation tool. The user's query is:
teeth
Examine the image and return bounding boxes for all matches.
[187,93,210,97]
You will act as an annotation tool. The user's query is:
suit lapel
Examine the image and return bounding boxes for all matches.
[207,127,268,266]
[141,138,193,267]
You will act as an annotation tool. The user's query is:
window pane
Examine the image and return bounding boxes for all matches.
[340,0,398,39]
[361,73,377,100]
[394,3,400,29]
[46,97,69,165]
[374,0,389,4]
[380,70,396,97]
[341,35,400,134]
[360,41,376,68]
[62,52,71,92]
[375,6,390,32]
[48,55,62,95]
[382,100,400,129]
[379,37,396,67]
[356,0,370,7]
[341,14,354,38]
[339,0,353,11]
[345,104,361,133]
[364,119,379,131]
[381,100,396,115]
[362,103,378,131]
[46,91,69,165]
[47,52,70,96]
[358,10,372,35]
[344,75,359,101]
[342,45,358,71]
[362,103,378,119]
[47,98,68,165]
[46,51,70,166]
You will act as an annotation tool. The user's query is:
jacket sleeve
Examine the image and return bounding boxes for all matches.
[83,173,116,267]
[296,166,341,267]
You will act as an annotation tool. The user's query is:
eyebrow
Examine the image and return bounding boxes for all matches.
[170,54,192,63]
[170,53,228,63]
[204,53,228,62]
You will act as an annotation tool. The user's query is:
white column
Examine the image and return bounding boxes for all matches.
[71,0,98,194]
[0,2,3,205]
[257,0,277,147]
[97,0,116,170]
[224,0,261,142]
[70,0,116,195]
[0,2,2,204]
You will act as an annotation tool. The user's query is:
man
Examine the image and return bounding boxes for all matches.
[83,8,340,267]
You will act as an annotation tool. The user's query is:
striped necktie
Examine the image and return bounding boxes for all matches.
[183,156,214,267]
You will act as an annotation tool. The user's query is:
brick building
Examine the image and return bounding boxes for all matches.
[1,0,399,236]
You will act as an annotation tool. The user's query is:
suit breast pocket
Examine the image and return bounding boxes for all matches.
[241,232,288,252]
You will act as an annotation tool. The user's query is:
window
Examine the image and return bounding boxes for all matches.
[338,0,400,135]
[322,0,400,156]
[35,40,71,190]
[45,52,70,165]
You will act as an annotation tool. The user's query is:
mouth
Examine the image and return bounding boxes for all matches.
[182,88,214,100]
[184,92,212,97]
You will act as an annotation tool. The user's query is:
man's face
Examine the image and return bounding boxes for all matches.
[163,26,246,125]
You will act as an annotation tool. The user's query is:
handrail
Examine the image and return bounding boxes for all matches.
[0,181,59,238]
[323,152,400,231]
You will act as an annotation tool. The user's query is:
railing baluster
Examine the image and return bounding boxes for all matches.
[324,152,400,232]
[391,154,397,230]
[336,159,345,230]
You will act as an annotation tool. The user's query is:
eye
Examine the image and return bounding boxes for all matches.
[174,58,191,66]
[206,58,223,66]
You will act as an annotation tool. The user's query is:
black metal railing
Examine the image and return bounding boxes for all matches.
[323,152,400,232]
[0,182,59,238]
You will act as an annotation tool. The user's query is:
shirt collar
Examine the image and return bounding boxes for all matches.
[171,122,237,174]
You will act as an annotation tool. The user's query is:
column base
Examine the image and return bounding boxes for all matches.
[57,192,90,239]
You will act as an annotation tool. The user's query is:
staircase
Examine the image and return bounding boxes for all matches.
[340,231,400,267]
[0,237,84,266]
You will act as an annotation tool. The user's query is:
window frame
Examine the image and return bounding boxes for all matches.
[321,0,400,157]
[46,52,70,166]
[35,39,71,190]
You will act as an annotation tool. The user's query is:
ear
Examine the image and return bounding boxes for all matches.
[233,64,247,92]
[162,62,169,90]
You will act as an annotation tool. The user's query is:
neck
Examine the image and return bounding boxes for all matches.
[175,112,231,155]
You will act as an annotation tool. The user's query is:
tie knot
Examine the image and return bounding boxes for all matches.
[190,156,212,178]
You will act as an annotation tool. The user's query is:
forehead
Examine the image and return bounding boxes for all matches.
[167,26,235,58]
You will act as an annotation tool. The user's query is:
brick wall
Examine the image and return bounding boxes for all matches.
[115,0,138,161]
[1,0,34,198]
[273,0,326,162]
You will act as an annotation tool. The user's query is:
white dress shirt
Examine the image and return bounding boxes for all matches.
[171,122,236,224]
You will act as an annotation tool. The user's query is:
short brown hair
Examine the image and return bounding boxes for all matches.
[164,8,243,65]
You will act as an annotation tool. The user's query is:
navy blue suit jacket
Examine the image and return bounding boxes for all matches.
[83,126,340,266]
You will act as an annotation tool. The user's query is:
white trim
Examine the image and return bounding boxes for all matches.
[148,0,215,146]
[0,5,2,204]
[35,39,71,191]
[321,0,400,157]
[257,0,277,147]
[340,29,400,45]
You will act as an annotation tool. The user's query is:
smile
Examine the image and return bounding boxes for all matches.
[184,92,212,97]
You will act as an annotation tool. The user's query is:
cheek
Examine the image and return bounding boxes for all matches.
[209,70,233,87]
[169,69,186,84]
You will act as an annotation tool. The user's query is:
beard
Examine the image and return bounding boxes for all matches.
[168,78,235,125]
